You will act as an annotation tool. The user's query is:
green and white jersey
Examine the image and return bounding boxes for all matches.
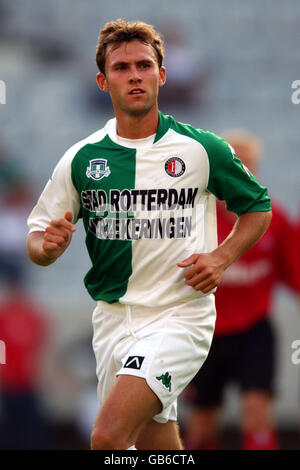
[28,111,271,307]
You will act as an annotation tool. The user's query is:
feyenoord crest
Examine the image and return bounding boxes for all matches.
[86,158,110,181]
[165,156,186,177]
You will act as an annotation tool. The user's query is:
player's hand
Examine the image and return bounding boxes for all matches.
[177,252,226,293]
[42,211,76,261]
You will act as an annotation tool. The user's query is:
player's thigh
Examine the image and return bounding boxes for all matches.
[91,374,162,444]
[136,419,183,450]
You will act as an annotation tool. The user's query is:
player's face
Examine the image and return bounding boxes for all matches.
[97,40,166,117]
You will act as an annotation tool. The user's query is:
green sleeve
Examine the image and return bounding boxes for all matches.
[204,132,272,216]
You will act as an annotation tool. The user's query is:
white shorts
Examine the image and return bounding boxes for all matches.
[92,295,216,424]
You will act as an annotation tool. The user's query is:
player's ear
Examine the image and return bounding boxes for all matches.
[96,72,109,92]
[159,66,166,87]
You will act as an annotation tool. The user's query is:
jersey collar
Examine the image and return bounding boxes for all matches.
[105,110,171,148]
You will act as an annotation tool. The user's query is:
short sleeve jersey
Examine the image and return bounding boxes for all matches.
[28,112,271,307]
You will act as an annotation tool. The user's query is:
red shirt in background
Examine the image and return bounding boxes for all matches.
[214,201,300,336]
[0,295,48,391]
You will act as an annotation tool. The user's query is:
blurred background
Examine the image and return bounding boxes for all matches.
[0,0,299,450]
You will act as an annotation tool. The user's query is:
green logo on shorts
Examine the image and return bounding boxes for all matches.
[156,372,172,392]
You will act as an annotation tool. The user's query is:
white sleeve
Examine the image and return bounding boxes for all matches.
[27,146,81,233]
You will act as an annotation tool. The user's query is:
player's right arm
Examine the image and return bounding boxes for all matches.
[27,210,76,266]
[27,140,82,266]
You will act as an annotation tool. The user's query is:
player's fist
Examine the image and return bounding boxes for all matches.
[177,252,225,293]
[43,211,76,261]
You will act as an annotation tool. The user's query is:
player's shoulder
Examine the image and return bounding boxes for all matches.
[61,123,110,164]
[49,121,112,177]
[167,114,232,157]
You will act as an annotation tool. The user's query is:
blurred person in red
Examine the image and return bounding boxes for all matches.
[0,268,51,449]
[182,130,300,451]
[0,151,53,449]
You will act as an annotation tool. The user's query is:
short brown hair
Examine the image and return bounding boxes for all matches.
[96,19,164,74]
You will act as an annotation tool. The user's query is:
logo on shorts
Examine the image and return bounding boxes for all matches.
[86,158,111,181]
[165,157,186,178]
[124,356,145,370]
[156,372,172,392]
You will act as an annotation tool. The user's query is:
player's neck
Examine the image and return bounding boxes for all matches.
[114,104,159,139]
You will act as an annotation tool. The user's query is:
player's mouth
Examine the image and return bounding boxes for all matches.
[129,88,145,96]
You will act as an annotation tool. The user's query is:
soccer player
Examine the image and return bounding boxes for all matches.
[26,20,272,450]
[182,130,300,450]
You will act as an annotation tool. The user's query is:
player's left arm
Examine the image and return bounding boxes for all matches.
[178,131,272,293]
[177,209,272,293]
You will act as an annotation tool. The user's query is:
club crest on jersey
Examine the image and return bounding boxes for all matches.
[86,159,110,181]
[165,156,186,178]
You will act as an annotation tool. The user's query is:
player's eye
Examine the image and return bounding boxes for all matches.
[114,64,127,71]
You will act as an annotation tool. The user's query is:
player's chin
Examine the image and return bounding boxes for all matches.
[127,103,153,117]
[127,94,156,112]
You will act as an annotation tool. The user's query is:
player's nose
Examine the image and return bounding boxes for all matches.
[129,65,142,83]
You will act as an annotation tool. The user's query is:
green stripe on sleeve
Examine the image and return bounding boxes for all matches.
[204,132,271,216]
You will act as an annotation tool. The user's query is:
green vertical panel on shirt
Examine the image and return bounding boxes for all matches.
[71,135,136,302]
